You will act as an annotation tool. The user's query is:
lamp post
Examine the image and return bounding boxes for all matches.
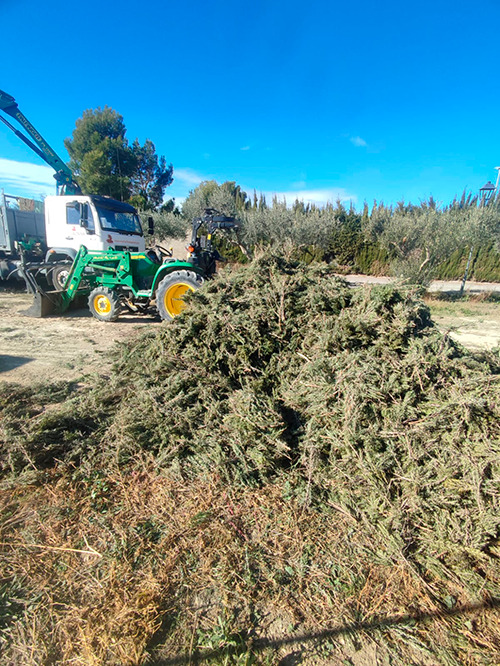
[459,172,498,296]
[479,180,496,205]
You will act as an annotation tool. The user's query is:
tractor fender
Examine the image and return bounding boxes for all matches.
[151,261,204,294]
[45,247,78,263]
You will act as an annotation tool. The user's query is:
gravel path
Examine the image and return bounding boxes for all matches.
[342,274,500,293]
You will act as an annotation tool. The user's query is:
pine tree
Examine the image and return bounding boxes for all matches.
[129,139,173,210]
[64,107,135,201]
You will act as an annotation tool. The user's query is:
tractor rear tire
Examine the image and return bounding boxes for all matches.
[88,287,123,322]
[156,271,203,321]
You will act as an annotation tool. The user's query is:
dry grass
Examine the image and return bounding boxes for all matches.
[2,469,500,665]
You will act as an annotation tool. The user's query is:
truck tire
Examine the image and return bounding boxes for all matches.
[50,263,72,291]
[156,270,203,321]
[88,287,123,322]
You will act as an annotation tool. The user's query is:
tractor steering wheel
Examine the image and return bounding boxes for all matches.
[155,243,173,258]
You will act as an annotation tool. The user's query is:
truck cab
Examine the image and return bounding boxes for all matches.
[45,195,146,259]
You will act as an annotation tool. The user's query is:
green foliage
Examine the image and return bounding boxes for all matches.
[354,241,392,275]
[473,243,500,281]
[182,181,252,260]
[182,180,250,221]
[145,209,189,242]
[158,197,178,214]
[436,246,469,280]
[239,200,337,250]
[65,108,173,208]
[2,256,500,663]
[192,185,500,282]
[326,203,364,265]
[372,198,500,284]
[291,244,326,264]
[129,139,173,210]
[429,244,500,282]
[64,107,135,201]
[212,234,250,264]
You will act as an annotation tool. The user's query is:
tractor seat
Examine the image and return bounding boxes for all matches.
[146,249,162,264]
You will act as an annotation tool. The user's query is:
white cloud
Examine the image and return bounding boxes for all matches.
[240,146,250,151]
[0,158,56,198]
[173,167,208,187]
[167,167,213,204]
[0,160,356,211]
[255,187,356,207]
[0,159,208,207]
[350,136,367,147]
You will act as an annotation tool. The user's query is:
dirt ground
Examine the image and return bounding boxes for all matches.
[425,297,500,352]
[0,287,160,385]
[0,237,194,386]
[1,286,500,386]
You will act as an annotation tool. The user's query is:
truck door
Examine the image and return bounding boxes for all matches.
[65,201,99,249]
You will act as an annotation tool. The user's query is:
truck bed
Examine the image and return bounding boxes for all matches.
[0,197,45,254]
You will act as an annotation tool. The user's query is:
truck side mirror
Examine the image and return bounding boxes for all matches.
[148,216,154,235]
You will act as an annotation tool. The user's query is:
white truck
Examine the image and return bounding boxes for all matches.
[0,190,146,288]
[0,89,149,288]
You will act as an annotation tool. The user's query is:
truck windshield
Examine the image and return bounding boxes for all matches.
[95,206,142,235]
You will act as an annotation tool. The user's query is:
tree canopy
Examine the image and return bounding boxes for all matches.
[64,107,173,208]
[129,139,173,211]
[181,180,500,283]
[182,180,250,220]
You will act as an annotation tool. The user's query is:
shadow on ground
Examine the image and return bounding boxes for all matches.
[147,598,499,665]
[0,355,34,373]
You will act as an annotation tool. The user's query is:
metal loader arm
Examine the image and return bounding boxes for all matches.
[190,208,239,247]
[0,89,80,195]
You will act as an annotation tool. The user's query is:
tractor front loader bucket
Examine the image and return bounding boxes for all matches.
[20,290,62,318]
[18,260,63,318]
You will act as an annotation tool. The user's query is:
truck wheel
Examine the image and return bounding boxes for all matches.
[88,287,123,322]
[156,271,203,321]
[50,263,72,291]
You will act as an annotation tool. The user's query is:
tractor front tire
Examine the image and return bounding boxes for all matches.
[88,287,123,322]
[156,271,203,321]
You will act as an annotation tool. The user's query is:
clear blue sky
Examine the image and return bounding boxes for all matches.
[1,0,499,208]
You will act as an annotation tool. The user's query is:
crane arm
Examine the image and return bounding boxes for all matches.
[0,89,80,194]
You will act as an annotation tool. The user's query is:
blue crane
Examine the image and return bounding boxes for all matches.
[0,89,81,195]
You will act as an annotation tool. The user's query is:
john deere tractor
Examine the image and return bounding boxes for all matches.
[19,209,239,321]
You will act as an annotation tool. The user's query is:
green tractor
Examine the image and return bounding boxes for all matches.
[19,209,239,321]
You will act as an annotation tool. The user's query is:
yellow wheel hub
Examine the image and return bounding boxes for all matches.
[164,283,194,317]
[94,295,112,315]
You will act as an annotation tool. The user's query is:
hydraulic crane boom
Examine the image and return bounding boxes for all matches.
[0,89,80,195]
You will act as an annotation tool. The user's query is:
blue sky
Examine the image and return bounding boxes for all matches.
[1,0,499,209]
